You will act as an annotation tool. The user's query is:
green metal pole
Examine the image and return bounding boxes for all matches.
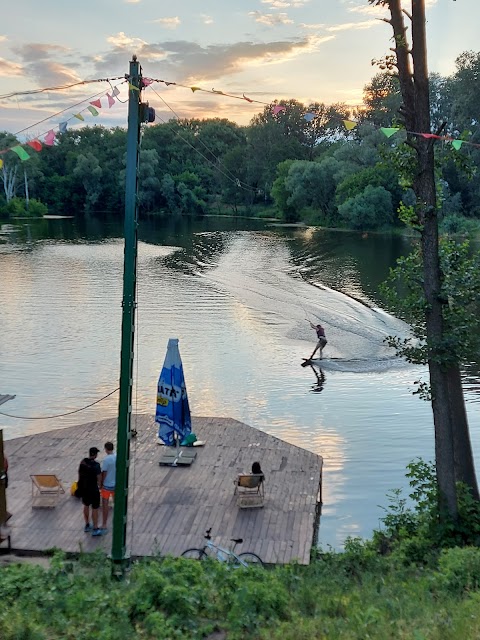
[111,56,142,569]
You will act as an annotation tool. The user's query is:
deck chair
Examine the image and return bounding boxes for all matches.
[31,475,65,508]
[234,473,265,508]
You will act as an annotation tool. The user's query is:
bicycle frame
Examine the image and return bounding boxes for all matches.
[203,538,243,564]
[181,528,264,566]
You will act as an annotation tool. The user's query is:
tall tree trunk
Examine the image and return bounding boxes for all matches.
[447,367,479,498]
[377,0,480,518]
[411,0,458,518]
[24,168,29,209]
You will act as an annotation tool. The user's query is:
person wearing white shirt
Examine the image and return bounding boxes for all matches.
[100,441,116,531]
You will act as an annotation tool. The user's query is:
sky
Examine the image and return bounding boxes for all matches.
[0,0,478,138]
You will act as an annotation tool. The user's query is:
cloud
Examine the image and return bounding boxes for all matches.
[201,14,214,25]
[152,17,181,29]
[0,35,7,42]
[348,0,437,16]
[325,20,379,32]
[124,0,141,3]
[0,57,23,77]
[10,44,82,86]
[107,32,148,48]
[299,23,325,30]
[261,0,310,6]
[248,11,294,26]
[92,34,333,84]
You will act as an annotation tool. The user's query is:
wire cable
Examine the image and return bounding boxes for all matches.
[148,88,257,195]
[0,77,125,101]
[13,82,126,138]
[0,387,119,420]
[149,87,256,193]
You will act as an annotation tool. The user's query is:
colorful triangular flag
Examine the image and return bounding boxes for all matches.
[107,93,115,108]
[272,105,286,115]
[90,99,102,109]
[44,130,56,146]
[128,82,140,92]
[190,86,200,92]
[87,105,99,116]
[27,140,42,152]
[343,120,357,130]
[380,127,400,138]
[243,93,253,103]
[142,78,153,87]
[304,112,315,122]
[59,122,68,134]
[112,86,121,97]
[11,146,30,161]
[0,158,3,169]
[451,139,463,151]
[74,113,85,121]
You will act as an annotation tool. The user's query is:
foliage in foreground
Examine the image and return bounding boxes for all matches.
[2,544,480,640]
[2,460,480,640]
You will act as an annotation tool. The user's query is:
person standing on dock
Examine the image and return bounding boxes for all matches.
[78,447,103,536]
[100,442,116,532]
[308,321,327,360]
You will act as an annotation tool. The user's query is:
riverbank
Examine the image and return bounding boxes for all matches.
[1,544,480,639]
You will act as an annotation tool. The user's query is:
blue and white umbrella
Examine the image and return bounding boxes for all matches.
[155,338,192,446]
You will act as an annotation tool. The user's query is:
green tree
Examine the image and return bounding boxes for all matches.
[73,152,103,212]
[370,0,478,519]
[362,72,402,126]
[339,185,393,230]
[283,158,340,224]
[0,132,23,203]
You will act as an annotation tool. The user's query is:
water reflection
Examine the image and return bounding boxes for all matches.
[307,365,326,394]
[1,216,479,550]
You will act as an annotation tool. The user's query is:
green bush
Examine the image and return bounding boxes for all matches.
[435,547,480,594]
[0,197,48,218]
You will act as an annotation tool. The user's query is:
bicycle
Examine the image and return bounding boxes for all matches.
[181,528,264,567]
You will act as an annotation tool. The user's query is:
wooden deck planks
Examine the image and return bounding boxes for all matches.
[3,415,322,565]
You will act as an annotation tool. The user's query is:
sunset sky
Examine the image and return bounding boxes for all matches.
[0,0,477,137]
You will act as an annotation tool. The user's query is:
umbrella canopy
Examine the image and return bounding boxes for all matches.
[155,338,192,446]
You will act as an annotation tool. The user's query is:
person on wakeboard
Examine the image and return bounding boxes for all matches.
[308,321,327,360]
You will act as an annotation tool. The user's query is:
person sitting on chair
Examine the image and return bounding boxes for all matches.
[251,461,264,483]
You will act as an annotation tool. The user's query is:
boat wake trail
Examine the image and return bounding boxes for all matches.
[194,232,412,373]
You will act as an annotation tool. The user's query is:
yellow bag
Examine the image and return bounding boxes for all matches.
[70,481,79,497]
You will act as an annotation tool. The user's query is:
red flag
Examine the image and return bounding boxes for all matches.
[27,140,42,152]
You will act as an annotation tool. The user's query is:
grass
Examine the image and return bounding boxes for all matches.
[1,545,480,639]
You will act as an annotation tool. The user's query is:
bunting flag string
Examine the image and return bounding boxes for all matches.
[3,72,479,165]
[0,81,126,162]
[143,74,480,150]
[342,120,480,150]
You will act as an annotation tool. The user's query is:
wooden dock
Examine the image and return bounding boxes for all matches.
[2,415,323,565]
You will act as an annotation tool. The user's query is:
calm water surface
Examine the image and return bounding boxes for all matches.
[1,215,479,549]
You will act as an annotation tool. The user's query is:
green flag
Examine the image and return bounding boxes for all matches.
[380,127,400,138]
[11,146,30,161]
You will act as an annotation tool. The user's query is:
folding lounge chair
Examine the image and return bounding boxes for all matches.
[30,474,65,508]
[234,473,265,508]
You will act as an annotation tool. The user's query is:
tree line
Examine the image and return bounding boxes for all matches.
[1,50,479,233]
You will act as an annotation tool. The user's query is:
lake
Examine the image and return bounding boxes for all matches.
[1,215,479,549]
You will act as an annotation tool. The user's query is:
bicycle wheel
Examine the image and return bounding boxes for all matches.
[181,548,207,560]
[237,552,264,567]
